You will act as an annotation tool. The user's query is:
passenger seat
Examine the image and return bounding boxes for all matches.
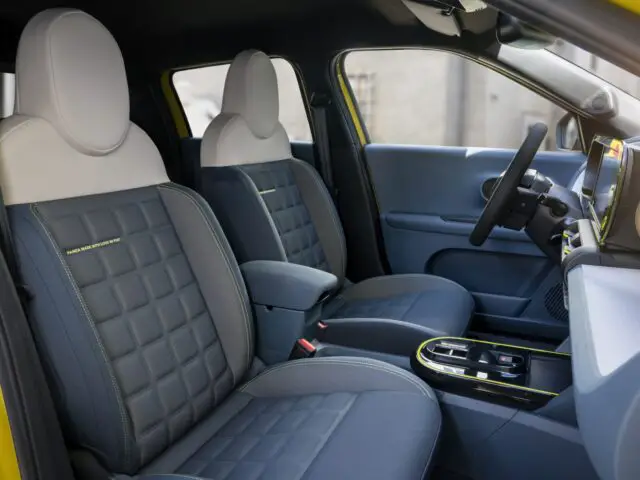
[199,50,474,353]
[0,9,441,479]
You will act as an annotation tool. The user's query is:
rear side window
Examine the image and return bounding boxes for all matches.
[1,73,15,118]
[173,58,311,140]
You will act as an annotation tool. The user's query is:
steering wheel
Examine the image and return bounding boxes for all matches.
[469,123,548,246]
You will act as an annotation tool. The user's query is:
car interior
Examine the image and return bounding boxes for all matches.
[0,0,639,479]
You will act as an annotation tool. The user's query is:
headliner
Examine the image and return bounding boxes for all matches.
[0,0,494,72]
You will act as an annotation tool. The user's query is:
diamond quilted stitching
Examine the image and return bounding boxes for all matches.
[242,162,330,272]
[179,392,357,480]
[35,187,235,466]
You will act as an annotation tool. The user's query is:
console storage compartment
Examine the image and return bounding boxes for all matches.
[241,260,337,364]
[412,337,572,410]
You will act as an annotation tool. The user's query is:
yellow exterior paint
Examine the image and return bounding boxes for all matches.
[336,68,368,146]
[161,71,190,138]
[609,0,640,15]
[0,389,21,480]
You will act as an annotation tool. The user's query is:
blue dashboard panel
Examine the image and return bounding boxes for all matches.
[568,264,640,480]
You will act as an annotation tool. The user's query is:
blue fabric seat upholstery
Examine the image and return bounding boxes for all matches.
[199,50,473,356]
[1,9,442,479]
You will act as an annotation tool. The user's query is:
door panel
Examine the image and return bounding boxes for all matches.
[365,144,586,339]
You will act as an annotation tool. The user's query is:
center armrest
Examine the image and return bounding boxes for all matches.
[240,260,338,311]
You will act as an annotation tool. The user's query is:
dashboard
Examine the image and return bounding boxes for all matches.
[562,136,640,259]
[563,135,640,480]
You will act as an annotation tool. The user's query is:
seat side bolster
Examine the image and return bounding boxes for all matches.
[289,159,347,283]
[239,357,437,402]
[158,184,254,383]
[199,166,286,265]
[9,204,136,472]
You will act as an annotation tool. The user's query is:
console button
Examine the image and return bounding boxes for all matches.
[497,353,523,365]
[498,355,513,364]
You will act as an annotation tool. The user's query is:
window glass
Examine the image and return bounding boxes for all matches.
[174,58,311,140]
[344,49,566,150]
[547,39,640,99]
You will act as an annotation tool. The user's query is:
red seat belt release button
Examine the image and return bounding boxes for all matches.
[289,338,317,360]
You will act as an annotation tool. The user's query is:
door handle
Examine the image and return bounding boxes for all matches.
[481,177,500,202]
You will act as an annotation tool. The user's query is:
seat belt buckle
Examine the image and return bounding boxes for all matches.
[316,321,328,341]
[289,338,317,360]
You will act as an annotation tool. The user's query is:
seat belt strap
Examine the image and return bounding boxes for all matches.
[310,92,338,201]
[0,184,30,307]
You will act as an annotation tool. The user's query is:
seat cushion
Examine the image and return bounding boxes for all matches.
[141,357,440,480]
[322,274,473,355]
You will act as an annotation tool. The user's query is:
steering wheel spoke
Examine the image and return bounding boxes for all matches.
[469,123,548,246]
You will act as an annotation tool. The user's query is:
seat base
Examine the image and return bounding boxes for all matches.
[141,357,440,480]
[322,274,474,356]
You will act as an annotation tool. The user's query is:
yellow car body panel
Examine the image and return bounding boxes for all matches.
[0,389,20,480]
[609,0,640,15]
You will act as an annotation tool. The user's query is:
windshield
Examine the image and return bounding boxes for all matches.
[546,39,640,99]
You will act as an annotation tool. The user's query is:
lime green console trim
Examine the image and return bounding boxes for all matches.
[415,337,570,397]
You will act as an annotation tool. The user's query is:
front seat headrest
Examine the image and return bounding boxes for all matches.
[15,8,129,155]
[200,50,291,167]
[222,49,279,139]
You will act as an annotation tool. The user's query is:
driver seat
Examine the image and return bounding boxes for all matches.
[200,50,474,354]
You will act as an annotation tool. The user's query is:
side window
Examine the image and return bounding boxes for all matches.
[0,73,15,118]
[173,58,311,141]
[343,49,567,150]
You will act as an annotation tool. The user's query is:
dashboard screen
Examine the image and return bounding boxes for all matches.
[589,139,624,234]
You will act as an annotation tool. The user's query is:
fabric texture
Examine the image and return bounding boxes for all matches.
[13,185,243,473]
[158,183,254,383]
[289,159,346,284]
[328,274,474,337]
[241,260,337,311]
[145,358,440,480]
[199,166,287,266]
[242,161,331,272]
[197,50,473,343]
[6,13,442,480]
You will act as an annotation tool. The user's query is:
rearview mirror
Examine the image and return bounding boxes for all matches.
[556,113,580,151]
[497,13,556,49]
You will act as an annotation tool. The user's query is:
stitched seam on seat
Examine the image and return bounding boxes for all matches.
[158,184,253,372]
[293,159,346,279]
[399,292,424,321]
[0,117,36,142]
[420,412,442,480]
[232,165,287,261]
[31,204,133,469]
[296,392,357,480]
[239,358,434,400]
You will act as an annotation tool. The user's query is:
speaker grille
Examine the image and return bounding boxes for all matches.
[545,283,568,322]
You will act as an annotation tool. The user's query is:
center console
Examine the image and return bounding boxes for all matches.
[240,260,337,365]
[411,337,572,410]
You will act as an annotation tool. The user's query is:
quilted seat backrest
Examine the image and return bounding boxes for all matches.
[200,50,347,284]
[0,9,253,474]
